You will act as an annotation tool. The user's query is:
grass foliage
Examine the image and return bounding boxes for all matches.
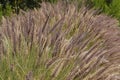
[0,1,120,80]
[90,0,120,21]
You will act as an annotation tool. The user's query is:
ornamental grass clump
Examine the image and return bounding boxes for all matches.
[0,1,120,80]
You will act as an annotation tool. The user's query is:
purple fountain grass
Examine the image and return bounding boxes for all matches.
[0,1,120,80]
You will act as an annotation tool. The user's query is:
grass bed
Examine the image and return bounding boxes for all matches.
[0,1,120,80]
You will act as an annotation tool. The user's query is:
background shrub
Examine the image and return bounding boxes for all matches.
[0,0,57,18]
[86,0,120,21]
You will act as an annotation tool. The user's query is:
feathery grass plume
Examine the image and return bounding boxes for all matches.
[0,1,120,80]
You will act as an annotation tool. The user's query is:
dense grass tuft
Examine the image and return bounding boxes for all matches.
[0,1,120,80]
